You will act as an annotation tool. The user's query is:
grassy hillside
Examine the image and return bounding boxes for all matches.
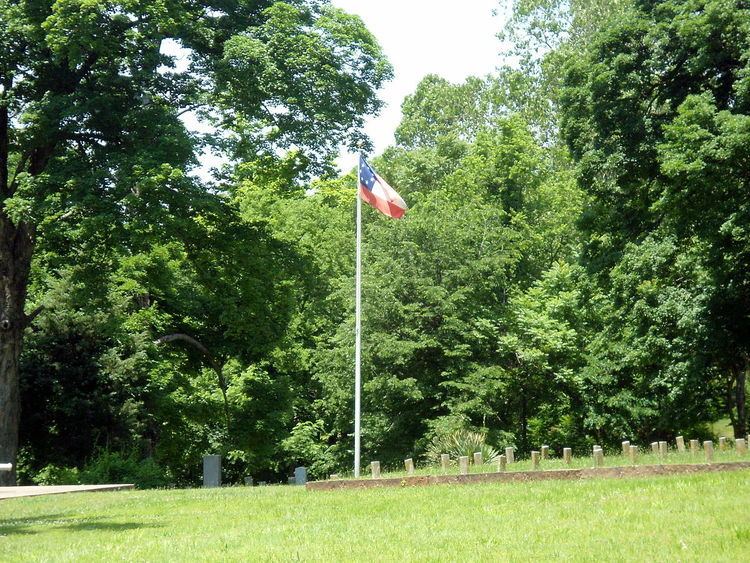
[2,470,749,561]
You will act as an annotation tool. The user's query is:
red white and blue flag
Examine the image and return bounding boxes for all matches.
[359,155,407,219]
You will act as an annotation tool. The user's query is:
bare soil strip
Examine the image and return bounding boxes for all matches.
[306,461,750,491]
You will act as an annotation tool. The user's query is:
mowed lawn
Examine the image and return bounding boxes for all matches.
[2,471,750,561]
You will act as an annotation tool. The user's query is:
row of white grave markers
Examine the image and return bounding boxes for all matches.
[364,434,750,478]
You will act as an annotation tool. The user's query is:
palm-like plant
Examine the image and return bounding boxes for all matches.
[426,429,502,465]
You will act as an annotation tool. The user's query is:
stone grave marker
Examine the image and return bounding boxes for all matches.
[735,439,747,455]
[497,455,507,472]
[459,456,469,475]
[703,441,714,462]
[659,441,668,459]
[203,455,221,488]
[404,458,415,475]
[441,454,450,473]
[596,450,604,467]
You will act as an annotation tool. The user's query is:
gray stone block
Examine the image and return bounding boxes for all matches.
[203,455,221,488]
[294,466,308,485]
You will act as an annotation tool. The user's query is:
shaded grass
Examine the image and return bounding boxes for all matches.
[1,470,749,561]
[710,418,736,439]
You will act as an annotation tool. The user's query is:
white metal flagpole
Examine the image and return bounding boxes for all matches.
[354,155,362,478]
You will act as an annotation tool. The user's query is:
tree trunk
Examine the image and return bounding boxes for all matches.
[734,363,747,439]
[0,214,33,486]
[519,387,528,452]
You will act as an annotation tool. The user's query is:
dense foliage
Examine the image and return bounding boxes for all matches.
[3,0,748,485]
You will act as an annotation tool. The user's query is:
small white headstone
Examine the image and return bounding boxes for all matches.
[440,454,450,472]
[497,455,507,472]
[676,436,685,452]
[459,456,469,475]
[404,458,415,475]
[735,439,747,455]
[704,441,714,462]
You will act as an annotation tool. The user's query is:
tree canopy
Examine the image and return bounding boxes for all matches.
[4,0,749,486]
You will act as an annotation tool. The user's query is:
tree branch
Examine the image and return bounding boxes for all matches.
[24,305,45,327]
[153,333,231,432]
[154,333,222,376]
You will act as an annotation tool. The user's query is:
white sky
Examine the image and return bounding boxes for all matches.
[331,0,509,171]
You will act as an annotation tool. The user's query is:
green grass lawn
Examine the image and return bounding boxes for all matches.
[2,470,749,561]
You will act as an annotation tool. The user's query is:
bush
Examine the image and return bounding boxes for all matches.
[426,429,502,465]
[32,464,81,485]
[80,450,170,489]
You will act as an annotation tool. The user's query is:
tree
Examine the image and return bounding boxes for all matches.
[252,109,585,471]
[394,74,505,150]
[560,0,750,436]
[0,0,390,484]
[496,0,635,141]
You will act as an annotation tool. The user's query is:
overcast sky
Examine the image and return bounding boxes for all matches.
[330,0,508,171]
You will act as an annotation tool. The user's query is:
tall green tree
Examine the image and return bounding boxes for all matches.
[497,0,634,140]
[255,111,583,473]
[560,0,750,436]
[0,0,390,483]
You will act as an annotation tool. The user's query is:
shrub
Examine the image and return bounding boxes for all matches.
[80,450,170,489]
[32,464,81,485]
[426,429,502,465]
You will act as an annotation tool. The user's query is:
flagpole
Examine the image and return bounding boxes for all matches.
[354,155,362,478]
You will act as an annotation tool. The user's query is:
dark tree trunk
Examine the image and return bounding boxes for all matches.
[0,81,32,485]
[0,214,33,486]
[519,388,527,453]
[0,85,42,482]
[735,363,747,439]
